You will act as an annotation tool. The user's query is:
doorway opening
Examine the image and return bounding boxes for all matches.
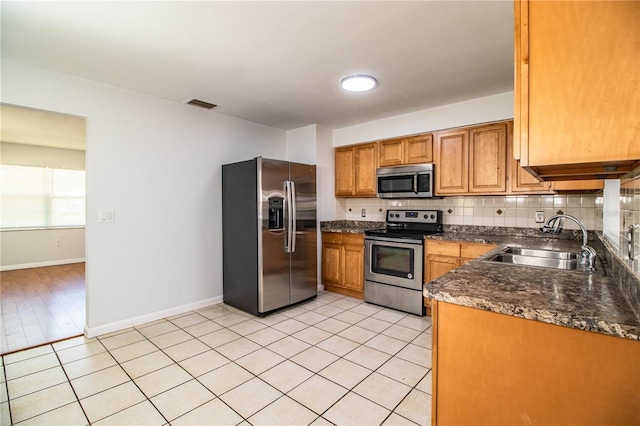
[0,104,87,355]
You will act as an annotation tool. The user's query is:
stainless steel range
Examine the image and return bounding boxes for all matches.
[364,209,443,316]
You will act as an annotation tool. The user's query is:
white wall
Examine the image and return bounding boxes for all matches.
[286,125,317,165]
[2,60,287,336]
[1,228,86,270]
[333,91,514,146]
[315,125,335,222]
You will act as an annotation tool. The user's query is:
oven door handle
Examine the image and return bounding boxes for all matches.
[364,236,423,245]
[413,173,419,194]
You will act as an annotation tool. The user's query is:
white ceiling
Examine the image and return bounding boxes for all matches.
[1,1,514,132]
[0,104,86,150]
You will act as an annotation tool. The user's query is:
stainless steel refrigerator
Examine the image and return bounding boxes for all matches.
[222,157,317,315]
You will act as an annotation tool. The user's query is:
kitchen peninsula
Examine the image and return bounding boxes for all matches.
[423,229,640,425]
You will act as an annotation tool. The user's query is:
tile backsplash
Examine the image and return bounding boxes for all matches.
[337,194,597,230]
[621,168,640,257]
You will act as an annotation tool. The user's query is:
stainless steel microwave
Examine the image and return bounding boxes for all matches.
[376,163,434,198]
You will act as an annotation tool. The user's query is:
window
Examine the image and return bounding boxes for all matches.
[1,165,85,229]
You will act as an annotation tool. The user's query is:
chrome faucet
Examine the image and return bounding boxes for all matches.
[540,214,597,271]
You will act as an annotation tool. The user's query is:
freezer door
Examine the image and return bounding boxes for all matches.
[289,162,317,304]
[259,159,291,312]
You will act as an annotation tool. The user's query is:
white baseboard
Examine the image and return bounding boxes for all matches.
[1,258,86,271]
[84,295,224,338]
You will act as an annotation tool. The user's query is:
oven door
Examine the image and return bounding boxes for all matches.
[364,237,424,290]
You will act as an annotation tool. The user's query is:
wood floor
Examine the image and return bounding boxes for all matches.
[1,263,85,355]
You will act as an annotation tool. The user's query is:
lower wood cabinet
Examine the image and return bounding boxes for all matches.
[321,232,364,299]
[431,300,640,425]
[424,240,496,315]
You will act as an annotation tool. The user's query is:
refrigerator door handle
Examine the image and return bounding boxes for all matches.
[290,180,297,253]
[284,181,294,253]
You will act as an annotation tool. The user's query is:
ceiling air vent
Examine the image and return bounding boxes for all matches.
[183,98,218,110]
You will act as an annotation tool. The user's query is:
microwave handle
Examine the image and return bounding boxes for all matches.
[413,173,418,194]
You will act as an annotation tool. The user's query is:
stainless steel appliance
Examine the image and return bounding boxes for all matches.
[377,163,434,199]
[222,157,317,316]
[364,209,442,315]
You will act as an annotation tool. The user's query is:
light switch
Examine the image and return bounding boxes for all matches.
[99,209,115,223]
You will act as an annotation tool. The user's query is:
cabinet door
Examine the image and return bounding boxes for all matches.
[379,139,404,167]
[469,124,507,193]
[342,244,364,291]
[426,256,460,281]
[515,0,640,176]
[432,301,640,425]
[405,134,433,164]
[550,180,604,192]
[511,160,551,192]
[434,130,469,194]
[322,243,341,286]
[335,147,354,197]
[507,120,552,193]
[354,143,378,196]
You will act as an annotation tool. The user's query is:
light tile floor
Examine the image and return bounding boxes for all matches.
[0,291,432,425]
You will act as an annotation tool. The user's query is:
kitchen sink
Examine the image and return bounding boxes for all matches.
[487,246,604,274]
[502,247,578,260]
[488,253,579,270]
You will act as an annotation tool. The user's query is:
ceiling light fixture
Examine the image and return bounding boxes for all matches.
[340,75,377,92]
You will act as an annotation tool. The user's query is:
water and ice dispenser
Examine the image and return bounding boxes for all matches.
[268,197,284,230]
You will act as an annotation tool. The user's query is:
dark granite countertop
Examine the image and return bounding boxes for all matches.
[320,220,384,233]
[423,231,640,340]
[320,220,640,340]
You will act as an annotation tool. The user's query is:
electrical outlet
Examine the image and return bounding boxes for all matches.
[55,239,62,246]
[535,211,545,223]
[361,208,366,217]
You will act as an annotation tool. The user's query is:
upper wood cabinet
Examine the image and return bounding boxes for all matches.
[507,121,552,193]
[336,119,604,198]
[514,0,640,180]
[335,147,355,197]
[434,129,469,194]
[550,180,604,192]
[335,143,378,197]
[379,134,433,167]
[469,124,507,193]
[435,124,507,195]
[511,161,551,193]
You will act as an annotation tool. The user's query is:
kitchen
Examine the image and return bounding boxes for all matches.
[1,1,639,425]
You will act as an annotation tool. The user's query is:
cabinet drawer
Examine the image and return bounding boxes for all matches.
[342,233,364,246]
[426,241,461,257]
[460,243,497,259]
[322,232,342,244]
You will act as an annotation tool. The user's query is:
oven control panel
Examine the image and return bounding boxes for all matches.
[386,209,442,224]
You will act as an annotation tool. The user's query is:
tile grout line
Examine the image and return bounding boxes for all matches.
[50,342,91,426]
[96,328,176,425]
[1,357,12,426]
